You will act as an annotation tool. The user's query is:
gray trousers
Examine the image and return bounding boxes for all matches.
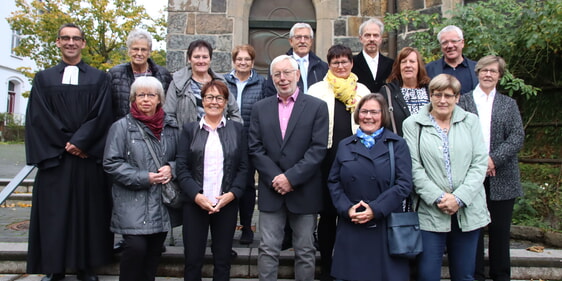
[257,208,317,281]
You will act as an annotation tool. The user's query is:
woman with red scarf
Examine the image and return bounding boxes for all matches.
[103,76,180,281]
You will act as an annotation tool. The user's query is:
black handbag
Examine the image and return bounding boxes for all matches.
[136,122,183,209]
[387,140,423,259]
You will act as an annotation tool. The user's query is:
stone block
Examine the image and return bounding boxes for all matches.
[397,0,425,12]
[168,0,210,12]
[166,51,186,73]
[196,14,233,34]
[342,0,359,16]
[361,0,382,16]
[168,12,188,34]
[544,231,562,248]
[211,0,226,13]
[334,37,362,53]
[211,52,232,74]
[348,17,364,37]
[334,20,347,36]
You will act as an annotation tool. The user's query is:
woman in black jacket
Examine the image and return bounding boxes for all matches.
[176,80,248,281]
[380,47,431,136]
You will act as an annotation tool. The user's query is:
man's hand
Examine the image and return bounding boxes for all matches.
[65,142,87,158]
[272,173,293,195]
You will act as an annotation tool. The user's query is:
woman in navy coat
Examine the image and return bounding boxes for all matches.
[328,93,413,281]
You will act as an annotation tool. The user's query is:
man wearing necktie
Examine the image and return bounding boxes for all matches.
[25,23,114,281]
[264,22,328,96]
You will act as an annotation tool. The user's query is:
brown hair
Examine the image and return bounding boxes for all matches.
[353,93,390,129]
[386,47,430,87]
[201,80,229,100]
[231,44,256,62]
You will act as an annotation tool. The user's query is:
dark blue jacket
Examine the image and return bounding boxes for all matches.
[425,56,478,94]
[223,69,266,129]
[328,129,412,280]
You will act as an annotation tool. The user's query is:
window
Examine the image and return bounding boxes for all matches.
[7,81,16,114]
[11,30,21,55]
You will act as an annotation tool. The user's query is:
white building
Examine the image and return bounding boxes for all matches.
[0,0,36,124]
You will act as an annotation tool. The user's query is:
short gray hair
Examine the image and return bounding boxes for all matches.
[126,29,153,50]
[359,18,385,35]
[270,55,298,75]
[289,23,314,39]
[129,76,165,104]
[475,55,506,78]
[437,25,464,42]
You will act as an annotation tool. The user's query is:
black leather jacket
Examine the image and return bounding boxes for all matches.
[176,120,248,202]
[108,59,172,121]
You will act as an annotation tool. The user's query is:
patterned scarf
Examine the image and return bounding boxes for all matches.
[130,102,164,140]
[326,70,359,112]
[356,127,385,149]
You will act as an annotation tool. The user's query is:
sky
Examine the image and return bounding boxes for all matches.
[137,0,167,19]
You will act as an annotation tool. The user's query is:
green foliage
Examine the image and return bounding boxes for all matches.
[383,0,561,99]
[7,0,166,73]
[515,166,562,231]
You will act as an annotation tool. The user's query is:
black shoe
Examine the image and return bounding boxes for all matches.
[240,227,254,244]
[41,274,65,281]
[113,239,126,254]
[161,244,167,253]
[231,249,238,259]
[281,236,292,250]
[77,271,99,281]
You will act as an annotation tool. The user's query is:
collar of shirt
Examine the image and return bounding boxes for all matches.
[474,84,496,104]
[229,69,253,82]
[362,50,379,78]
[199,115,227,131]
[442,55,469,69]
[277,87,300,105]
[293,54,309,63]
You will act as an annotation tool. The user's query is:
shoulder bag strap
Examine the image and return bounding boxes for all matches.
[135,121,162,168]
[383,85,398,134]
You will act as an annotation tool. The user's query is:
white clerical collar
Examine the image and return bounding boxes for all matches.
[62,65,79,85]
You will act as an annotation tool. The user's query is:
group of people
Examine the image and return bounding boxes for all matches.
[24,17,524,281]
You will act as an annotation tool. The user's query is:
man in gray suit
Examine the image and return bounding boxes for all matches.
[249,55,328,281]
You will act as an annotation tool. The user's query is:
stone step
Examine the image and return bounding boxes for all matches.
[1,243,561,280]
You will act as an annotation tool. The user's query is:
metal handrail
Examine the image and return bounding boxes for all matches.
[0,165,35,205]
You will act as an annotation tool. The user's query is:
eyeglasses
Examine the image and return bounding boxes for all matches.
[272,70,297,79]
[440,39,462,46]
[137,93,158,99]
[431,93,457,99]
[292,35,312,41]
[359,109,381,116]
[330,60,351,67]
[203,95,226,103]
[131,47,149,53]
[480,68,499,75]
[59,36,83,42]
[235,57,253,62]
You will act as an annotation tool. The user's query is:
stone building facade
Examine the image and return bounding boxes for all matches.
[166,0,462,73]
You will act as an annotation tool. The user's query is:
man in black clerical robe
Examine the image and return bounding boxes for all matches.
[24,23,113,281]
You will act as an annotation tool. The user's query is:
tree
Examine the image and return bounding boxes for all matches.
[7,0,166,75]
[384,0,561,99]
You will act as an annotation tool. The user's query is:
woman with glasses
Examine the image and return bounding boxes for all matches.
[307,44,371,281]
[403,74,490,281]
[103,77,180,281]
[380,47,431,136]
[327,93,413,281]
[164,39,242,128]
[176,80,247,281]
[223,44,266,245]
[458,56,525,281]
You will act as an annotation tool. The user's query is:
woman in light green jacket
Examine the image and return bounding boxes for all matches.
[403,74,490,281]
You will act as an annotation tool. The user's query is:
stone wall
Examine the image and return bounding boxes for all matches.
[166,0,459,72]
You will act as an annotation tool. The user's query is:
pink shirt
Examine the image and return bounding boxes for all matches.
[278,88,300,139]
[200,116,226,206]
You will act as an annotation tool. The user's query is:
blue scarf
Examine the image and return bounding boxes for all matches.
[356,127,384,149]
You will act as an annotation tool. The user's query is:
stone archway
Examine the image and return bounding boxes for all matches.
[227,0,338,74]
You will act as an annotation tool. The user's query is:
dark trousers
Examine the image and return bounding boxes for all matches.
[119,232,167,281]
[317,193,337,281]
[475,178,515,281]
[183,199,238,281]
[238,166,256,229]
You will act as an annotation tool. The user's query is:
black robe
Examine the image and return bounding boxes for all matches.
[25,61,114,273]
